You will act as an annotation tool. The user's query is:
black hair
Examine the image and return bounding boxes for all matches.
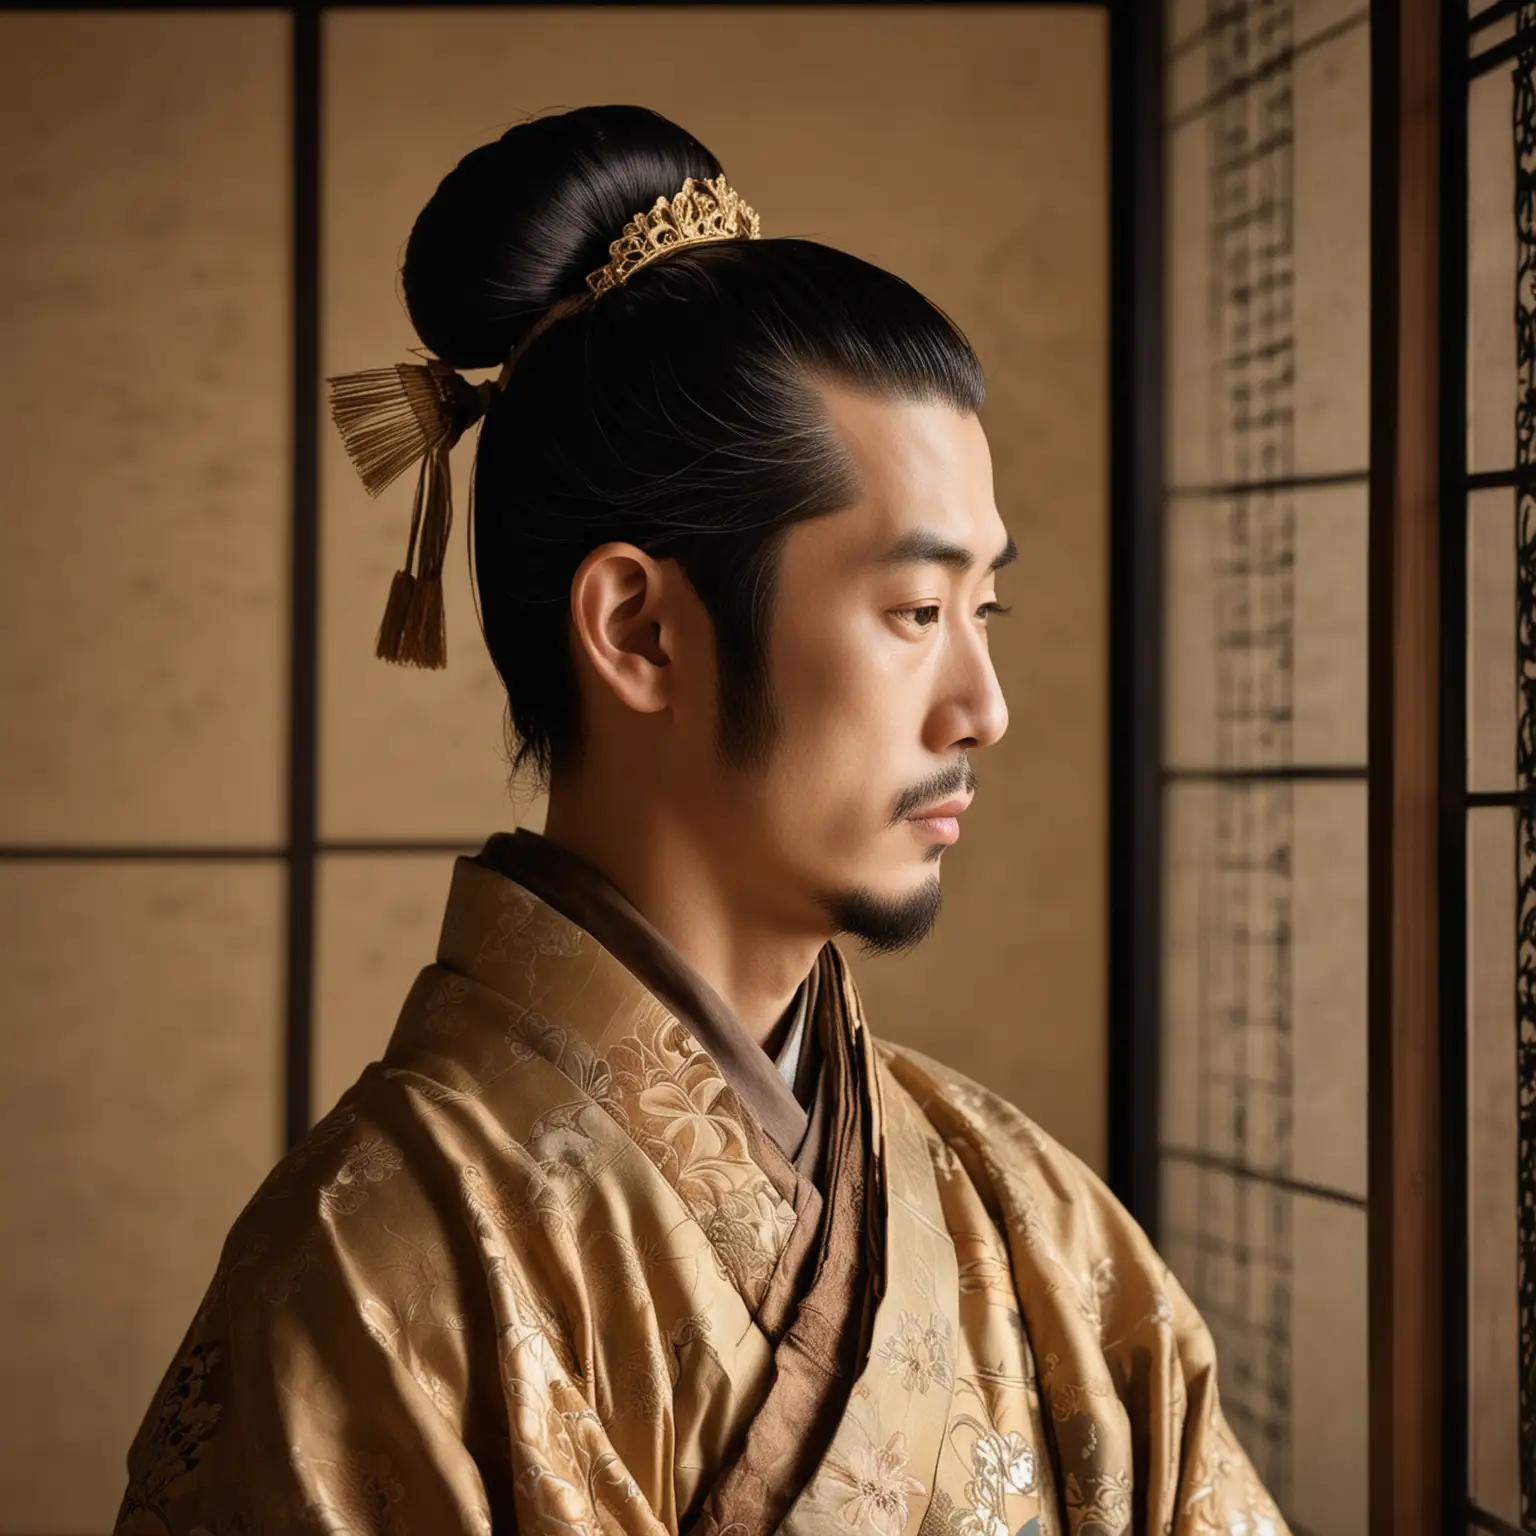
[402,104,985,784]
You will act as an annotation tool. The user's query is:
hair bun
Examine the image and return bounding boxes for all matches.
[401,105,722,369]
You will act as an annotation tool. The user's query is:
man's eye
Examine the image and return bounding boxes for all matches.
[896,605,942,629]
[978,601,1013,623]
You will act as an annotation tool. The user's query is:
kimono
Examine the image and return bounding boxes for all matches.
[114,830,1287,1536]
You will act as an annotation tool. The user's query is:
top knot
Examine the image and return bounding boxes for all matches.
[329,158,760,674]
[401,105,724,368]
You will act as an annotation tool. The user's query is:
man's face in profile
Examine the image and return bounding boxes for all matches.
[691,386,1013,954]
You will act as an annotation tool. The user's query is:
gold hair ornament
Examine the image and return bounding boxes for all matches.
[328,176,760,669]
[585,175,761,296]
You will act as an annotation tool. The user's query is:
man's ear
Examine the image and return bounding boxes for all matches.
[568,542,675,716]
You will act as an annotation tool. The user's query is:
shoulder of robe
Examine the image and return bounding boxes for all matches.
[114,1071,506,1536]
[197,1066,482,1322]
[874,1039,1171,1287]
[111,1079,450,1535]
[874,1038,1089,1181]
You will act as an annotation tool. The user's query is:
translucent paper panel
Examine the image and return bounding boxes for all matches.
[1166,0,1205,57]
[1471,11,1517,50]
[1290,18,1371,477]
[1287,1192,1369,1533]
[1469,61,1517,475]
[0,862,283,1533]
[1164,484,1368,772]
[322,7,1109,862]
[1469,488,1518,793]
[1165,13,1369,488]
[1295,0,1373,44]
[1167,0,1370,123]
[1162,780,1368,1200]
[314,852,467,1120]
[0,13,289,846]
[1466,807,1523,1523]
[1160,1162,1367,1529]
[1164,96,1215,485]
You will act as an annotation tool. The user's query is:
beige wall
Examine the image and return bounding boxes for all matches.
[0,9,1108,1530]
[0,13,290,1533]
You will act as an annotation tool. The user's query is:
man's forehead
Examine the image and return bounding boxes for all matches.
[818,383,982,475]
[814,384,1004,558]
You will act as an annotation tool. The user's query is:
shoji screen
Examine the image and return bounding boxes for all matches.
[0,13,290,1532]
[1461,5,1534,1531]
[1159,2,1370,1530]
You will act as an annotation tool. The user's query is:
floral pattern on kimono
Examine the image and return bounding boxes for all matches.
[116,851,1289,1536]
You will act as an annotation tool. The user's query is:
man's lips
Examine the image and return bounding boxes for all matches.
[910,796,972,819]
[905,794,972,844]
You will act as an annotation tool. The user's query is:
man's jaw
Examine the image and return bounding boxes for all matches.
[822,869,944,956]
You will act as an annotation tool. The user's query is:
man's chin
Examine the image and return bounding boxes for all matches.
[821,871,943,957]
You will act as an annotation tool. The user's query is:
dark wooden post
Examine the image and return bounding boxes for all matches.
[1367,0,1444,1529]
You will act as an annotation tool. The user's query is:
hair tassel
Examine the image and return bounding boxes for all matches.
[401,438,454,668]
[375,569,418,663]
[328,362,457,497]
[328,359,487,670]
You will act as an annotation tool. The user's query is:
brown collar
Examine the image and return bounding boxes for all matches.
[474,829,820,1161]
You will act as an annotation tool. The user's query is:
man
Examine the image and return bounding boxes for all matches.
[116,111,1285,1536]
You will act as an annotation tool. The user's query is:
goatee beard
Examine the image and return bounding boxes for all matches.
[823,873,943,957]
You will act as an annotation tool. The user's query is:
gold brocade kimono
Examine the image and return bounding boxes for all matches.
[116,833,1288,1536]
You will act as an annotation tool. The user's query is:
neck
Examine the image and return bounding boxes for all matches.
[541,779,825,1048]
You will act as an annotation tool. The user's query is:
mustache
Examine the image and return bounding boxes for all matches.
[889,759,978,827]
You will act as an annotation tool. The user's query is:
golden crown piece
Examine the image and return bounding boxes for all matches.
[586,175,761,296]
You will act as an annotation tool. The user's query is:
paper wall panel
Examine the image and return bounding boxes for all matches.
[0,862,283,1535]
[1288,1194,1369,1535]
[1164,114,1216,489]
[1466,807,1523,1523]
[1164,485,1368,773]
[0,12,289,847]
[1167,4,1369,126]
[1469,489,1518,795]
[1157,1160,1367,1530]
[1291,24,1371,478]
[315,852,464,1121]
[1469,62,1517,477]
[1162,781,1367,1201]
[1165,16,1369,488]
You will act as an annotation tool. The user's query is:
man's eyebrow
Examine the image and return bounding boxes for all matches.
[873,528,1018,574]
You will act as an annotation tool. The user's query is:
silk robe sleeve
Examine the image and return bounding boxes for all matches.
[113,1100,504,1536]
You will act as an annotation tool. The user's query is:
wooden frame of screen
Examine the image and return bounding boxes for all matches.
[1368,0,1445,1531]
[1106,0,1164,1240]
